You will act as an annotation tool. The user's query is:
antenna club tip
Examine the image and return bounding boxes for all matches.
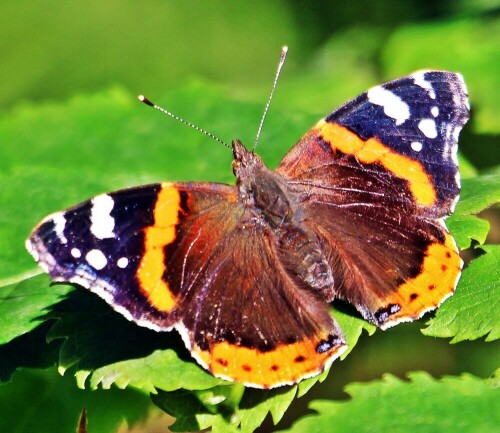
[282,45,288,53]
[138,95,154,107]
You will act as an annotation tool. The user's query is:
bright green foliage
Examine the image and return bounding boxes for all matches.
[423,245,500,342]
[1,5,498,431]
[447,174,500,249]
[281,372,500,433]
[85,349,224,393]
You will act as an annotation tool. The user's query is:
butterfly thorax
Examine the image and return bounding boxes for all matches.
[232,139,336,300]
[232,139,294,228]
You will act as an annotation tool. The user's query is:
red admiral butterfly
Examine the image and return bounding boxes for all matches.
[26,48,469,388]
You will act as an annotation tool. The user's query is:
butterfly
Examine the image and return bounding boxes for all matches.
[26,55,469,388]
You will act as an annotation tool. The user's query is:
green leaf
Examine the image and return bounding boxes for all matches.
[422,245,500,342]
[458,153,478,179]
[237,386,298,433]
[43,289,220,391]
[454,175,500,215]
[281,372,500,433]
[0,368,152,433]
[296,369,329,398]
[446,215,490,250]
[0,321,61,383]
[87,349,223,393]
[0,273,71,344]
[152,389,225,432]
[447,174,500,249]
[154,385,300,433]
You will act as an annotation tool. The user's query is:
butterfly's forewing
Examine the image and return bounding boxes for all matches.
[27,181,346,388]
[277,71,469,328]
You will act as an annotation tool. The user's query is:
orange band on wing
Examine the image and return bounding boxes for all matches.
[193,336,346,388]
[137,183,181,313]
[381,231,462,327]
[316,120,436,207]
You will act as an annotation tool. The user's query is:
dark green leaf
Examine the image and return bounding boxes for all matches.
[0,274,71,344]
[0,368,152,433]
[44,290,219,389]
[0,321,61,383]
[152,389,224,432]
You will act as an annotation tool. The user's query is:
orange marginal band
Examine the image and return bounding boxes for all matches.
[193,335,345,388]
[382,232,462,326]
[316,120,437,207]
[136,183,181,313]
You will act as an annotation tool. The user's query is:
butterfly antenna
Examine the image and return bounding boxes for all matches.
[252,45,288,152]
[138,95,230,149]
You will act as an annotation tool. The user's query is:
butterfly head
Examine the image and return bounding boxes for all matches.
[232,139,264,178]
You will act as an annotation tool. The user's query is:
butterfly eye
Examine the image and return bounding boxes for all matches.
[232,160,241,176]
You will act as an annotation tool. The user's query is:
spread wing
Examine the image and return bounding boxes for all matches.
[27,182,346,388]
[276,71,469,328]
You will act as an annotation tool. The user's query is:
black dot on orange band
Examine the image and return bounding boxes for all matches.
[216,358,228,367]
[428,284,436,290]
[294,355,306,363]
[446,252,451,258]
[242,365,252,372]
[271,365,279,371]
[410,293,418,301]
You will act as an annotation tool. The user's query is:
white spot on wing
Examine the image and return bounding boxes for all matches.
[418,118,438,139]
[71,248,81,258]
[90,194,115,239]
[25,238,39,262]
[51,213,68,244]
[86,249,107,270]
[411,141,423,152]
[367,85,410,125]
[431,106,439,117]
[412,71,436,99]
[117,257,129,268]
[452,125,463,142]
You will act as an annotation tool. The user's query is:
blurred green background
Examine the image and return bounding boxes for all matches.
[1,0,498,167]
[1,1,499,432]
